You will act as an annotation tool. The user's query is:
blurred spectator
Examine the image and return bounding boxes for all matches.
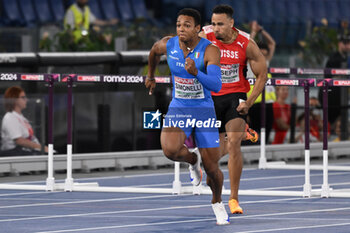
[249,21,276,62]
[309,97,323,141]
[332,117,349,142]
[272,86,290,144]
[332,117,341,142]
[247,21,276,143]
[295,113,320,143]
[1,86,48,156]
[318,33,350,125]
[64,0,118,41]
[296,97,327,143]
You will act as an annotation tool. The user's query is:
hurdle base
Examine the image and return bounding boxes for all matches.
[303,183,312,197]
[55,182,99,191]
[46,177,55,191]
[64,178,74,192]
[192,182,202,195]
[172,180,182,194]
[321,184,331,198]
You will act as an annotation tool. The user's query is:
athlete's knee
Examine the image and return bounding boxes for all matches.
[202,161,220,178]
[227,136,242,150]
[162,146,180,161]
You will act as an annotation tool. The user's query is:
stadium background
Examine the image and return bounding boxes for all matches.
[0,0,349,154]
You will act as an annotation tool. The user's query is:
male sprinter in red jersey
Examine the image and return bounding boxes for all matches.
[199,4,267,214]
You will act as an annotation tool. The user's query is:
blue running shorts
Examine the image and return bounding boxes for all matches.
[163,106,220,148]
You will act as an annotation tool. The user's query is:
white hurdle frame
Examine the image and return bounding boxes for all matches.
[59,75,309,197]
[258,77,350,198]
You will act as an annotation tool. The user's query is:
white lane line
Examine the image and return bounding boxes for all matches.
[240,171,350,182]
[0,197,305,222]
[251,216,350,221]
[261,181,350,190]
[0,203,210,223]
[0,193,305,210]
[0,198,344,222]
[1,193,339,211]
[36,218,217,233]
[239,222,350,233]
[3,168,232,184]
[34,206,350,233]
[0,193,185,209]
[126,171,350,188]
[0,191,50,197]
[5,169,348,185]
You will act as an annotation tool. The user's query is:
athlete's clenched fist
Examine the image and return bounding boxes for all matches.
[185,57,198,76]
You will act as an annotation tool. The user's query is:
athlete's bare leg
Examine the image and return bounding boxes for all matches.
[225,118,246,201]
[161,127,197,165]
[201,147,223,204]
[162,127,223,204]
[218,133,228,157]
[219,130,250,159]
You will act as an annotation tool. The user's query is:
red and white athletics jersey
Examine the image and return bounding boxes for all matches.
[203,25,250,95]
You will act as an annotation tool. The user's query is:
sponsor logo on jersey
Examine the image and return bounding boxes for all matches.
[168,55,179,60]
[237,42,245,48]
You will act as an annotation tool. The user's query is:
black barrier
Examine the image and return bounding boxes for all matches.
[0,53,38,66]
[0,51,168,67]
[2,51,350,76]
[38,52,120,66]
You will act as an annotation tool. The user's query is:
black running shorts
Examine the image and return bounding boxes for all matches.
[212,92,247,133]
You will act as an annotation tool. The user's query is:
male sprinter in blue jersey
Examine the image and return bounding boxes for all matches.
[145,8,229,225]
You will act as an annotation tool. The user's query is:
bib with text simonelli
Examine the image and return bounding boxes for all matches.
[174,76,204,99]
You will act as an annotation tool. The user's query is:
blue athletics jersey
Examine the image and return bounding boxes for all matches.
[166,36,214,108]
[164,36,220,148]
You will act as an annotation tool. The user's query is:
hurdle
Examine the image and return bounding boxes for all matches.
[0,73,60,191]
[58,74,320,197]
[0,70,349,198]
[259,67,350,171]
[319,79,350,198]
[257,68,350,198]
[260,67,350,171]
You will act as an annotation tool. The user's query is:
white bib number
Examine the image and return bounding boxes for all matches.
[221,64,240,83]
[174,76,204,99]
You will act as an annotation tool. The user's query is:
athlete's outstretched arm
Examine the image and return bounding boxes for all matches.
[185,44,222,92]
[237,39,267,115]
[146,36,171,95]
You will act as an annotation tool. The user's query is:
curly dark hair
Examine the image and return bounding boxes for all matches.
[177,8,201,26]
[212,4,234,18]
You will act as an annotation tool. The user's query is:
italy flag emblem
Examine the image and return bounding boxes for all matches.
[194,52,200,59]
